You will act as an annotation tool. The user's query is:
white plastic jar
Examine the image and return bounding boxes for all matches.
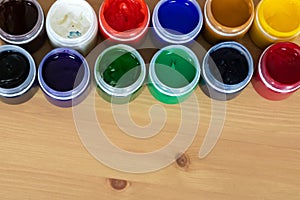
[46,0,98,56]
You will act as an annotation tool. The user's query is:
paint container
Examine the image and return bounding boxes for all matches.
[148,45,201,104]
[252,42,300,101]
[94,44,146,104]
[0,45,37,104]
[99,0,150,43]
[46,0,98,56]
[249,0,300,49]
[0,0,46,52]
[152,0,203,44]
[203,0,255,44]
[201,41,254,100]
[38,48,90,107]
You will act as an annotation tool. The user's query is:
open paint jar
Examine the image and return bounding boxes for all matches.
[152,0,203,44]
[0,0,46,52]
[38,48,90,107]
[94,44,146,104]
[99,0,150,43]
[249,0,300,49]
[0,45,37,104]
[148,45,201,104]
[252,42,300,101]
[201,41,254,100]
[203,0,254,44]
[46,0,98,56]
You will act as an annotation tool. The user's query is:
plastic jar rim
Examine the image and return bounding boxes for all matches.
[204,0,255,36]
[152,0,203,44]
[94,44,146,97]
[149,45,201,97]
[46,0,98,46]
[202,41,254,94]
[0,0,44,45]
[98,0,150,42]
[258,0,300,39]
[258,42,300,93]
[38,48,90,101]
[0,45,36,98]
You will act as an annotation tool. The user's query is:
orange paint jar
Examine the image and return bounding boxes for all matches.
[204,0,255,44]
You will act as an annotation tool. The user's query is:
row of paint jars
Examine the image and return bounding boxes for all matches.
[0,0,300,55]
[1,40,299,106]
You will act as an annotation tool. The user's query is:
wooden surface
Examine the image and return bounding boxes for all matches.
[1,0,300,199]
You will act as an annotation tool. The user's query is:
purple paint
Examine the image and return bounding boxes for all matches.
[38,48,90,107]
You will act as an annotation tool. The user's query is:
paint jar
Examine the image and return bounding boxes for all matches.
[46,0,98,56]
[152,0,203,44]
[252,42,300,101]
[0,0,46,52]
[99,0,150,43]
[201,41,254,100]
[94,44,146,104]
[38,48,90,107]
[0,45,37,104]
[249,0,300,49]
[203,0,255,44]
[148,45,201,104]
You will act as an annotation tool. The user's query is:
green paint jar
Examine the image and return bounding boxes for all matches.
[94,44,146,104]
[148,45,201,104]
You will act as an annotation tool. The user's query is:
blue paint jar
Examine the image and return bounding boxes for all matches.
[200,41,254,100]
[152,0,203,44]
[0,45,37,104]
[38,48,90,107]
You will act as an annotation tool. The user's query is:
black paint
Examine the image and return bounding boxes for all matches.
[0,51,30,89]
[0,0,38,35]
[209,47,248,85]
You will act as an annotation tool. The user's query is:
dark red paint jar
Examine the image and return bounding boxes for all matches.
[253,42,300,100]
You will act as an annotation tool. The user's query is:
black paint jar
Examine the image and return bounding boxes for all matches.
[0,0,46,52]
[0,45,37,104]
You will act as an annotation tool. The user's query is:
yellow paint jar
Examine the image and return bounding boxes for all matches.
[250,0,300,49]
[203,0,255,44]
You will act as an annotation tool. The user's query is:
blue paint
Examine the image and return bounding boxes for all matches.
[158,0,200,35]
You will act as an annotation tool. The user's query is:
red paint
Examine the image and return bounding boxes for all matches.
[253,42,300,100]
[99,0,149,42]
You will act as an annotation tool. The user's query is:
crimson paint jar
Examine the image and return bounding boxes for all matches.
[252,42,300,100]
[99,0,150,43]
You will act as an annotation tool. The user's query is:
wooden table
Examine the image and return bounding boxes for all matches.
[1,0,300,199]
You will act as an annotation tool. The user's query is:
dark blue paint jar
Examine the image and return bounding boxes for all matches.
[38,48,90,107]
[152,0,203,44]
[0,45,37,104]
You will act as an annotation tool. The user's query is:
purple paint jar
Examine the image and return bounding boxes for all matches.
[38,48,90,107]
[0,45,37,104]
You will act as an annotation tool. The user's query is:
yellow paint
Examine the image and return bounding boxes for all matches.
[259,0,300,37]
[250,0,300,48]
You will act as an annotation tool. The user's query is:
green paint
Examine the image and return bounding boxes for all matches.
[96,48,141,88]
[148,47,198,104]
[154,49,196,88]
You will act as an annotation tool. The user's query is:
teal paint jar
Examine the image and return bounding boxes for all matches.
[94,44,146,104]
[148,45,201,104]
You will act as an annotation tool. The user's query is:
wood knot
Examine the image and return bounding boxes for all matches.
[108,178,129,191]
[176,153,190,168]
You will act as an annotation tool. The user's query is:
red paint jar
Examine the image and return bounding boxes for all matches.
[99,0,150,43]
[253,42,300,100]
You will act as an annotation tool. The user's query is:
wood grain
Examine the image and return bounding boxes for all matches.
[1,0,300,199]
